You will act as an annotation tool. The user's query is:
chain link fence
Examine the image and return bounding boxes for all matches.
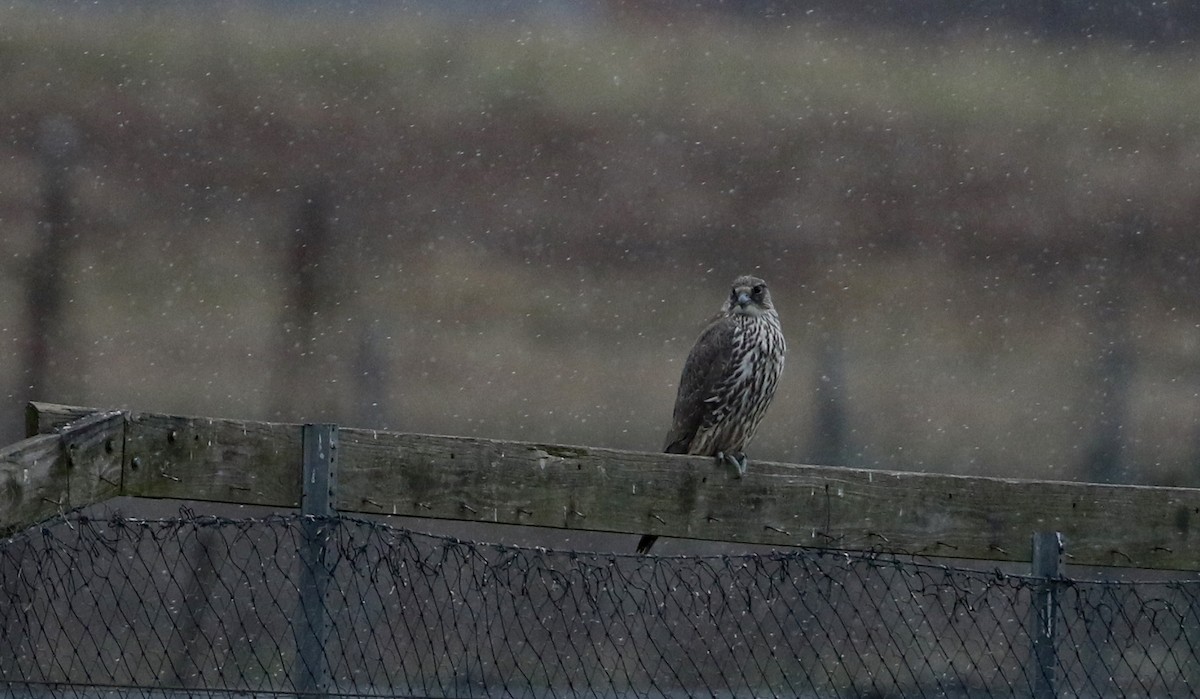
[1,510,1197,698]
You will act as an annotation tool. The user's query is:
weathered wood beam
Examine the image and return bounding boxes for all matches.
[26,401,96,436]
[123,410,301,508]
[15,403,1200,570]
[2,409,123,536]
[25,402,302,508]
[335,428,1200,570]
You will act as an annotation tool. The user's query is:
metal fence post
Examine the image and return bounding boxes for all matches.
[1031,531,1063,699]
[296,424,337,697]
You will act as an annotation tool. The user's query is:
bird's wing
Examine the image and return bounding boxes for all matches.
[663,314,735,453]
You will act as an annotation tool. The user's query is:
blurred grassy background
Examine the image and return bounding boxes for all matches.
[4,2,1200,486]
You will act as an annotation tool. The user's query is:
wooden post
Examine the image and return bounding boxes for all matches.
[353,320,388,429]
[1031,531,1063,699]
[1084,302,1131,484]
[1085,221,1144,485]
[294,424,337,697]
[273,183,333,420]
[810,330,848,467]
[23,116,78,417]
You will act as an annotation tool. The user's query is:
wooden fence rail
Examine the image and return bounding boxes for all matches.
[4,402,1200,570]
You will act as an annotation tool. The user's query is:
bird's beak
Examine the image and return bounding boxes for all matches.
[736,290,751,307]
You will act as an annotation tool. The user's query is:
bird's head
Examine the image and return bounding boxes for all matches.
[725,275,774,316]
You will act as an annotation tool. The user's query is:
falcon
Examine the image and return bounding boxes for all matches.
[637,275,786,554]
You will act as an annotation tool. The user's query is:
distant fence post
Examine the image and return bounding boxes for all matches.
[295,424,337,697]
[23,116,78,412]
[1030,531,1063,699]
[810,330,848,467]
[273,183,334,420]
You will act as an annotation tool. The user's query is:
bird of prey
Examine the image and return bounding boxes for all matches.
[637,275,786,554]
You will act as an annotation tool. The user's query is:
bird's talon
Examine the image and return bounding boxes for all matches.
[716,451,747,478]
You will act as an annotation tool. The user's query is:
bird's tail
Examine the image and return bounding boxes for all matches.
[638,446,696,557]
[637,444,690,554]
[636,534,658,555]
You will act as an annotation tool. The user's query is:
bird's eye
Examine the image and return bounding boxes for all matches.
[751,285,764,296]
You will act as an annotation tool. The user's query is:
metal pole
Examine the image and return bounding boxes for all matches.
[295,424,337,697]
[1031,531,1063,699]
